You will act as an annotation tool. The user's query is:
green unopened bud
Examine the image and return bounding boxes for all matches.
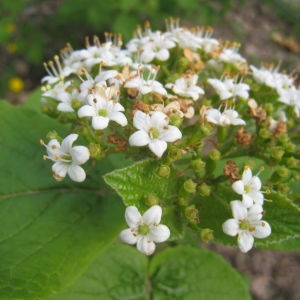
[200,124,212,136]
[157,165,170,178]
[169,114,183,127]
[263,103,274,114]
[183,179,197,194]
[276,166,289,178]
[278,133,289,144]
[271,146,284,161]
[198,183,211,197]
[145,194,159,206]
[185,205,199,224]
[190,159,206,172]
[89,143,102,159]
[71,99,84,110]
[46,130,59,141]
[277,183,290,194]
[200,228,214,243]
[286,157,299,169]
[284,142,295,153]
[209,149,221,161]
[178,57,189,72]
[259,128,272,139]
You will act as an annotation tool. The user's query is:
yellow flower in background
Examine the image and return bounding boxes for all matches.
[5,23,16,33]
[8,77,24,93]
[7,43,17,53]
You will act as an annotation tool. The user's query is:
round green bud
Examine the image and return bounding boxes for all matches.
[258,128,272,139]
[286,157,299,169]
[200,228,214,243]
[89,143,102,159]
[278,133,289,144]
[145,194,159,206]
[284,142,295,153]
[209,149,221,161]
[157,165,171,178]
[183,179,197,194]
[190,159,206,172]
[271,147,285,161]
[46,130,60,141]
[263,103,274,114]
[277,183,290,194]
[169,114,183,127]
[276,166,289,178]
[184,205,199,224]
[200,124,212,136]
[198,183,211,197]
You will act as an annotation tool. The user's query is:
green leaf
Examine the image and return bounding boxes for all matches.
[0,102,124,299]
[47,245,250,300]
[149,246,251,300]
[104,159,183,239]
[46,244,148,300]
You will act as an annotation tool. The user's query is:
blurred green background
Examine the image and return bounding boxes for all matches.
[0,0,299,103]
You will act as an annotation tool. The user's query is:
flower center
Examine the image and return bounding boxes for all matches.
[239,219,250,230]
[138,223,150,235]
[98,109,108,117]
[149,127,159,139]
[244,185,250,193]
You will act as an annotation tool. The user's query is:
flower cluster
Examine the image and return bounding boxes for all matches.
[40,19,300,255]
[222,167,271,253]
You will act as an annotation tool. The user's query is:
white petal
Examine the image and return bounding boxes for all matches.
[125,206,142,228]
[61,134,78,153]
[120,228,138,245]
[57,102,74,112]
[160,125,182,142]
[143,205,162,225]
[129,130,150,146]
[110,112,128,127]
[237,231,254,253]
[52,161,68,179]
[92,116,109,130]
[242,168,252,183]
[70,146,90,165]
[67,165,86,182]
[249,176,262,190]
[133,111,151,131]
[247,204,264,221]
[206,109,221,124]
[222,219,239,236]
[251,221,271,238]
[150,111,169,128]
[156,49,169,61]
[148,139,167,157]
[242,194,254,208]
[78,105,96,118]
[230,200,247,220]
[136,236,156,255]
[250,191,264,206]
[149,224,170,243]
[232,180,244,195]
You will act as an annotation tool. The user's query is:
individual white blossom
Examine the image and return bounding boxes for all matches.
[77,86,127,130]
[129,110,182,157]
[208,78,250,100]
[222,200,271,253]
[166,74,204,101]
[205,107,245,126]
[120,205,170,255]
[41,134,90,182]
[232,167,264,208]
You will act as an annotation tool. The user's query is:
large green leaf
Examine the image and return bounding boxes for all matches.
[48,244,251,300]
[0,102,124,299]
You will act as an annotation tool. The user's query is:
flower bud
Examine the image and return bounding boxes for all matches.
[46,130,60,141]
[157,164,171,178]
[198,183,211,197]
[185,205,200,224]
[270,146,284,161]
[190,159,206,172]
[258,128,272,139]
[286,157,299,169]
[200,228,214,243]
[89,143,102,159]
[183,179,197,194]
[145,194,159,206]
[276,166,289,178]
[169,114,183,127]
[199,124,212,136]
[209,149,221,161]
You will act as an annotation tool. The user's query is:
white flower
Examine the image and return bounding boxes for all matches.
[41,134,90,182]
[166,74,204,101]
[120,205,170,255]
[232,167,264,208]
[205,108,245,126]
[77,86,127,130]
[222,200,271,253]
[129,110,182,157]
[208,78,250,100]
